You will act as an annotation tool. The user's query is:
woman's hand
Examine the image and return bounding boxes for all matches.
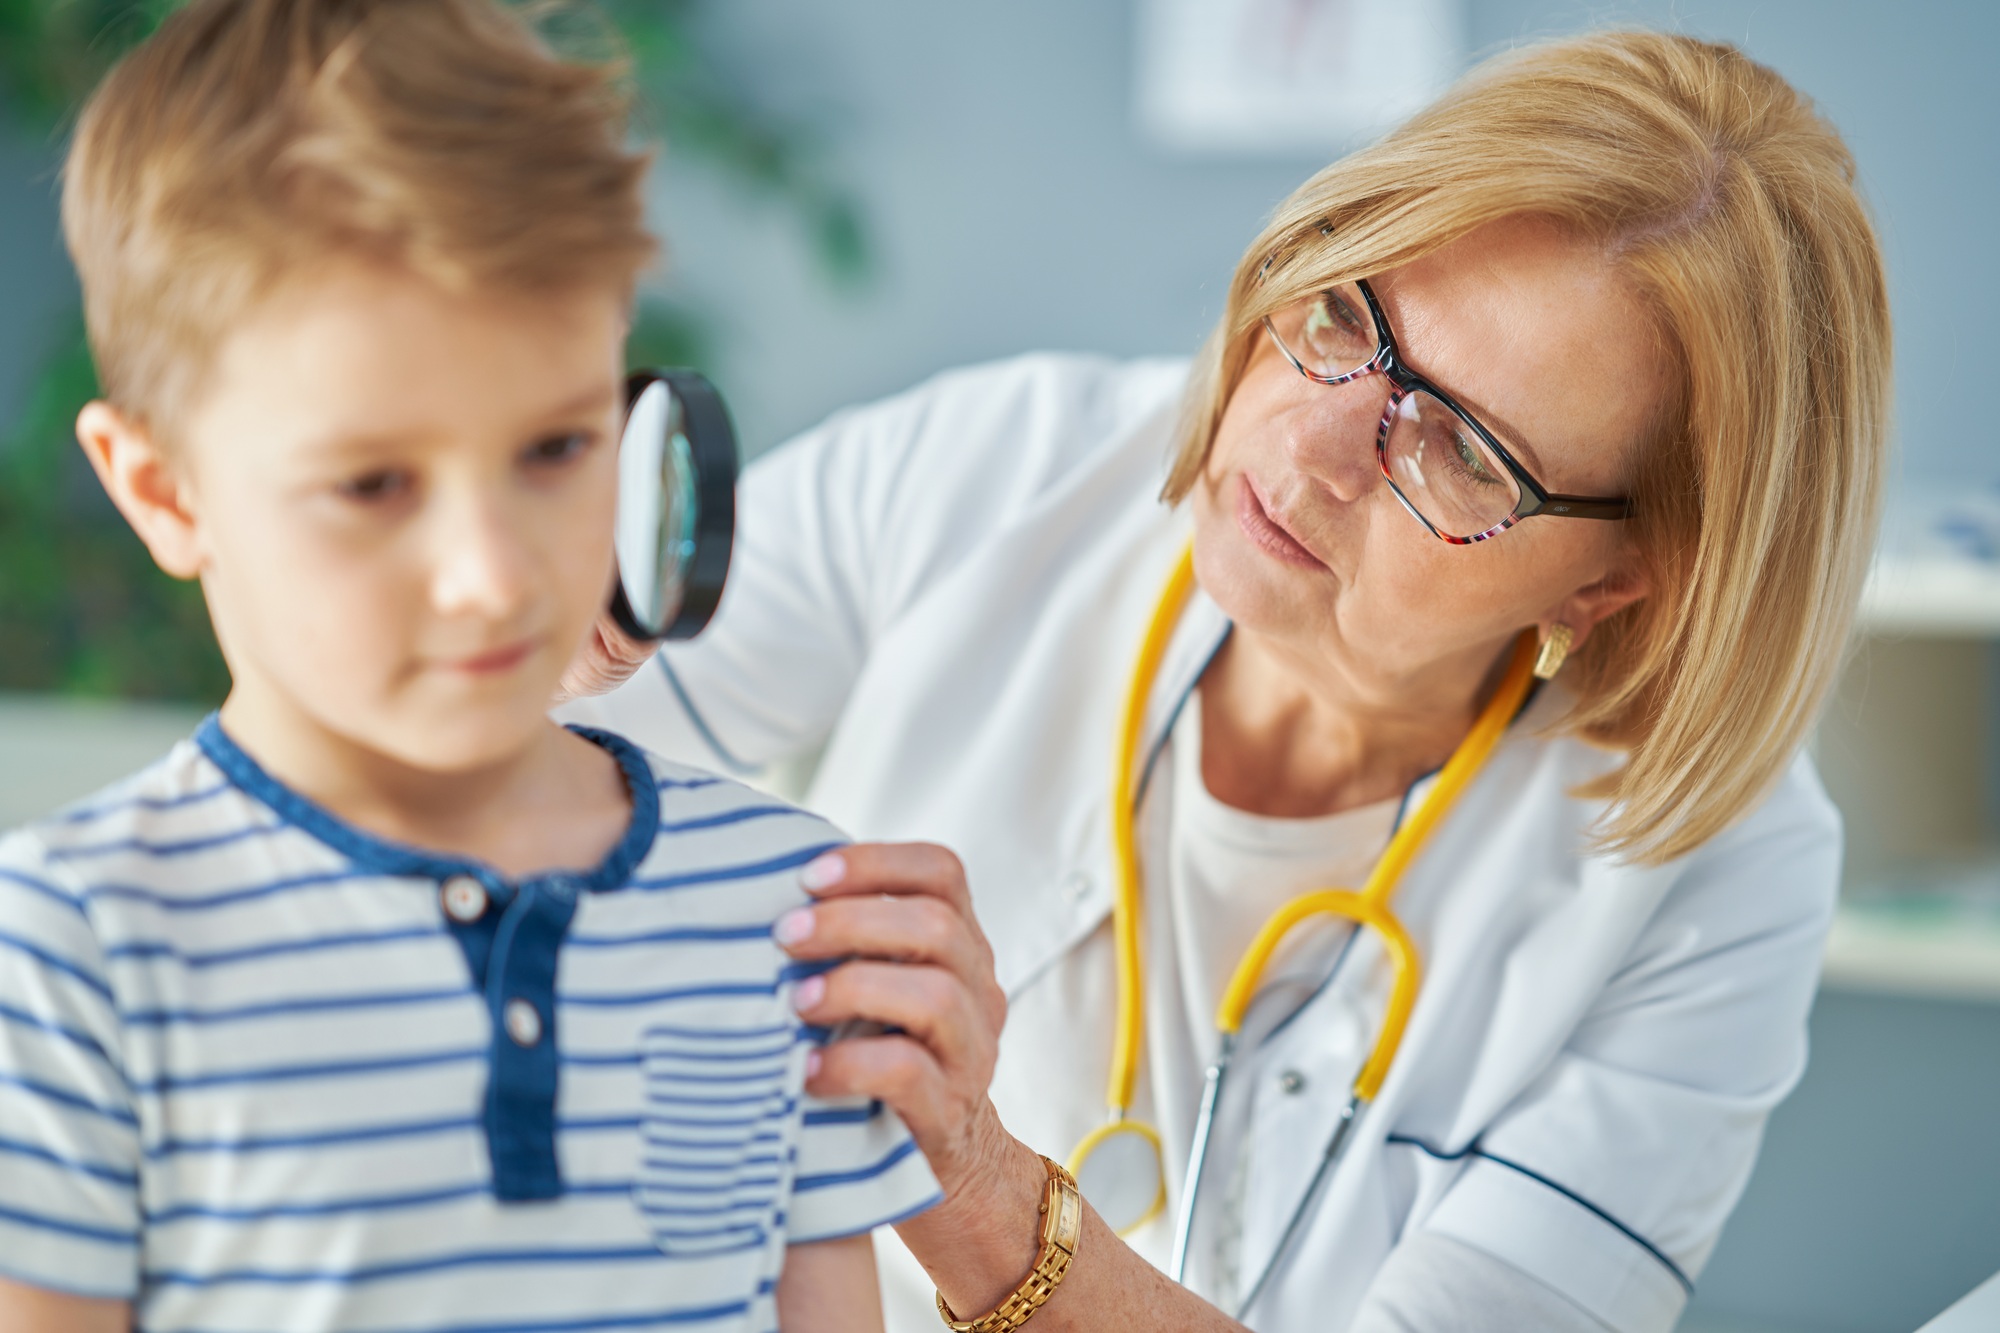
[775,843,1015,1197]
[554,610,657,703]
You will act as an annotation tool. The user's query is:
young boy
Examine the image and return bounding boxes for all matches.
[0,1,939,1329]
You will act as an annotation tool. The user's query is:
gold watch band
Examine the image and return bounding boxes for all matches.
[936,1155,1083,1333]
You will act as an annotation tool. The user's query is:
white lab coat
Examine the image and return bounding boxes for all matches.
[567,354,1839,1331]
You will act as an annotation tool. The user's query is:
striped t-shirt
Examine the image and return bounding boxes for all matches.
[0,718,940,1332]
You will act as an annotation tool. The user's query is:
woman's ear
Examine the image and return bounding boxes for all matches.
[74,401,206,580]
[1546,553,1652,651]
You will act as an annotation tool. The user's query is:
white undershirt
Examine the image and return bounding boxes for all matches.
[1146,691,1609,1331]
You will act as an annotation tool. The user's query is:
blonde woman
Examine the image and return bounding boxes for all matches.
[566,30,1889,1332]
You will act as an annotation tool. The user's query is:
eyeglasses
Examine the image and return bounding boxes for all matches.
[1262,278,1632,544]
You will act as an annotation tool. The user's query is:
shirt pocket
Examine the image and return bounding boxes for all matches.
[633,1018,805,1259]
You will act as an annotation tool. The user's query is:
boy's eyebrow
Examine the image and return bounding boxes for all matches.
[294,381,623,458]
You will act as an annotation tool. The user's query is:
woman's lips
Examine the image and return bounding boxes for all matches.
[1236,476,1328,571]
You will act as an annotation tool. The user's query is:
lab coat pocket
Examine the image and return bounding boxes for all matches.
[633,1019,803,1259]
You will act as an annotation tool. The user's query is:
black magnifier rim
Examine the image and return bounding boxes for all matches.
[608,367,738,642]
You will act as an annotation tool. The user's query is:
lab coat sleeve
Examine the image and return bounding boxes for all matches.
[1413,763,1841,1332]
[1347,1232,1612,1333]
[565,354,1187,770]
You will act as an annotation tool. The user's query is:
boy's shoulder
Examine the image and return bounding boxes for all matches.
[1,734,230,892]
[589,730,846,909]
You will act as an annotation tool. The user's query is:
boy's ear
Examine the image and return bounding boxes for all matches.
[74,401,206,581]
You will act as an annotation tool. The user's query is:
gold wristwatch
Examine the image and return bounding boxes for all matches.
[936,1155,1083,1332]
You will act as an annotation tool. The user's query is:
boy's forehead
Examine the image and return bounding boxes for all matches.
[190,260,627,449]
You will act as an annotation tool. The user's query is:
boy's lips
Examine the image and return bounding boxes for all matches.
[439,637,541,675]
[1237,475,1330,572]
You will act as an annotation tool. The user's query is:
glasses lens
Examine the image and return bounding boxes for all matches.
[1384,390,1521,540]
[1267,283,1380,380]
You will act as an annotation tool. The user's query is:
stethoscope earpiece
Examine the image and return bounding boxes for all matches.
[610,368,738,642]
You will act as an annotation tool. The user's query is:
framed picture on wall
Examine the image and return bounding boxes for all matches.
[1135,0,1464,155]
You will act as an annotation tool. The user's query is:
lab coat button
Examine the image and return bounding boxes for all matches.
[1279,1069,1308,1095]
[440,875,488,924]
[503,998,543,1047]
[1061,871,1092,905]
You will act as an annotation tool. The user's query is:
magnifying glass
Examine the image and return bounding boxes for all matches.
[610,368,738,641]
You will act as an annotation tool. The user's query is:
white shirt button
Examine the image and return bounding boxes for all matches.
[440,875,488,924]
[503,998,543,1047]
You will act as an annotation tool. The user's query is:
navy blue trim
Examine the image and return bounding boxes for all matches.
[191,717,660,894]
[656,652,758,777]
[1383,1133,1694,1295]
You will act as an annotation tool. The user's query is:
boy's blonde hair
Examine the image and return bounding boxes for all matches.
[63,0,656,433]
[1165,31,1891,864]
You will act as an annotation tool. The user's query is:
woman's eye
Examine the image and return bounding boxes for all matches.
[335,469,412,503]
[524,433,592,467]
[1450,431,1503,485]
[1329,292,1367,334]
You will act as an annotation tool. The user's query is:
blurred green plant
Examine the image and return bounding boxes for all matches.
[0,0,866,702]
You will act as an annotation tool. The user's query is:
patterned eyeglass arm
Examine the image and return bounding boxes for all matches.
[1527,494,1633,520]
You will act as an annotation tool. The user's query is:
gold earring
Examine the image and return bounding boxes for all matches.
[1534,623,1575,680]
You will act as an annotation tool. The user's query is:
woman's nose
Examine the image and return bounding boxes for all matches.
[1282,372,1390,505]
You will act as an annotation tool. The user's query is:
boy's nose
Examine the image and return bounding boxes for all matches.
[428,490,536,623]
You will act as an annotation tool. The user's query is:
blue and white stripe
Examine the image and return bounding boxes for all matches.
[0,723,939,1331]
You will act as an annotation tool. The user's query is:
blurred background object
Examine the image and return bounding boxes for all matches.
[3,1,1999,1329]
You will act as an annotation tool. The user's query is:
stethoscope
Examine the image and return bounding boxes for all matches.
[1065,543,1539,1319]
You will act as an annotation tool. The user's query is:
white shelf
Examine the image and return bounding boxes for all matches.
[1859,556,2000,637]
[1822,903,2000,1003]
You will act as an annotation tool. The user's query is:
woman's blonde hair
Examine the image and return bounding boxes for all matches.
[1165,31,1890,865]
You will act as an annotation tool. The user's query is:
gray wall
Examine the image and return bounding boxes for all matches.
[654,0,1999,495]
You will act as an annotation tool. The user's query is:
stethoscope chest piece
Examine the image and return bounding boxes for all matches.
[1068,1117,1166,1236]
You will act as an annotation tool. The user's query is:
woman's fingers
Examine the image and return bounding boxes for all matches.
[552,612,657,703]
[799,843,975,917]
[784,841,1005,1030]
[792,960,988,1076]
[778,892,982,975]
[805,1033,953,1140]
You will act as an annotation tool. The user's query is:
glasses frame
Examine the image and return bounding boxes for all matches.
[1263,277,1633,545]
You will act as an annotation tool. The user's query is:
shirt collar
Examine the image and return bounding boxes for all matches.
[192,714,661,893]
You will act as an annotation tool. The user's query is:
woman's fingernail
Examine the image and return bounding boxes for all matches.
[805,1048,823,1078]
[800,852,847,892]
[792,975,826,1013]
[773,907,815,946]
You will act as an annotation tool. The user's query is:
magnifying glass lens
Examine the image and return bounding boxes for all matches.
[1070,1122,1166,1236]
[610,370,737,642]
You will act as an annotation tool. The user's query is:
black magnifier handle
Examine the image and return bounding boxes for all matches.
[609,367,738,642]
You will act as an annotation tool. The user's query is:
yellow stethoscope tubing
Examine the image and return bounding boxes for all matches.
[1104,543,1199,1117]
[1210,626,1537,1100]
[1103,543,1536,1119]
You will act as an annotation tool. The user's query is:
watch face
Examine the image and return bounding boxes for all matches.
[610,369,738,641]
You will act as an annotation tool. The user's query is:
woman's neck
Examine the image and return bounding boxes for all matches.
[1196,628,1507,818]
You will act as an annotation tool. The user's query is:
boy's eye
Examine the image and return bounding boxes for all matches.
[336,468,413,502]
[524,433,593,467]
